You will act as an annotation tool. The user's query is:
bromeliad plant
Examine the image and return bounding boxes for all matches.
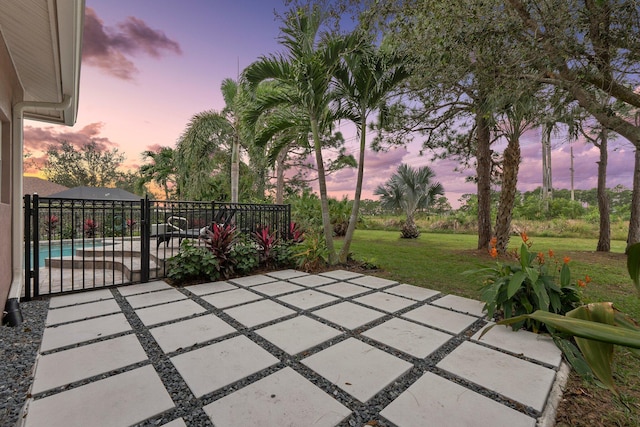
[470,233,583,332]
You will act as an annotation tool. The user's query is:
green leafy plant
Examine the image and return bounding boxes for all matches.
[469,233,583,332]
[166,239,220,282]
[288,221,305,243]
[293,231,328,271]
[229,238,259,275]
[252,226,279,264]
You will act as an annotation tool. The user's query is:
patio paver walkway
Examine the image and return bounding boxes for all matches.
[19,270,566,427]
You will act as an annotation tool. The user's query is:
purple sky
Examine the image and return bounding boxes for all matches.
[23,0,636,207]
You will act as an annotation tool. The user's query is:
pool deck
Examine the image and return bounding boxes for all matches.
[18,269,568,427]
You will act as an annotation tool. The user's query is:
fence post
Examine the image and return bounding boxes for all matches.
[140,196,150,283]
[23,195,32,301]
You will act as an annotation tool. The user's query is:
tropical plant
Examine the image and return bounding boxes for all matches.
[166,239,220,282]
[83,218,98,238]
[229,237,260,275]
[252,226,279,265]
[374,164,444,238]
[288,221,305,243]
[293,230,329,271]
[202,223,240,278]
[137,147,177,199]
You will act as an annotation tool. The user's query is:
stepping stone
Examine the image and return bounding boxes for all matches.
[24,366,174,427]
[40,313,131,352]
[312,302,385,330]
[354,292,416,313]
[150,314,236,354]
[319,269,363,280]
[277,290,338,310]
[255,316,343,355]
[31,335,147,394]
[135,299,207,326]
[472,323,563,367]
[265,269,309,280]
[362,318,452,358]
[171,335,279,397]
[289,275,337,287]
[224,300,296,328]
[347,275,397,289]
[384,284,440,301]
[201,288,262,309]
[437,341,556,412]
[380,372,536,427]
[49,289,113,309]
[431,294,486,317]
[229,274,277,287]
[402,304,477,334]
[251,280,305,297]
[125,288,187,309]
[46,299,121,326]
[302,338,412,403]
[316,282,371,298]
[204,367,351,427]
[118,280,172,296]
[185,281,237,296]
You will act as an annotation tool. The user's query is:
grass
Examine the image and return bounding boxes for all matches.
[336,229,640,426]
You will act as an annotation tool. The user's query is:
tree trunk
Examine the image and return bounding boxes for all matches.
[627,148,640,252]
[275,149,286,205]
[401,214,419,239]
[494,136,521,254]
[231,134,239,203]
[476,111,493,250]
[339,107,367,263]
[311,117,337,264]
[596,129,610,252]
[541,125,553,212]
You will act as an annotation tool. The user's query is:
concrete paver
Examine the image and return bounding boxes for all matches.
[224,299,296,328]
[255,315,343,355]
[125,288,187,309]
[312,301,385,330]
[45,299,121,326]
[200,288,262,308]
[289,274,337,287]
[402,304,478,334]
[302,338,413,403]
[347,275,397,289]
[432,294,486,317]
[135,299,207,326]
[277,289,339,310]
[316,282,371,298]
[362,318,452,359]
[250,280,305,296]
[380,372,536,427]
[184,281,237,296]
[171,335,279,397]
[354,292,416,313]
[32,335,147,394]
[319,269,363,280]
[229,274,277,287]
[48,288,113,308]
[118,280,172,296]
[40,313,131,352]
[150,314,236,354]
[24,366,174,427]
[162,419,187,427]
[204,367,351,427]
[264,269,309,280]
[384,283,440,301]
[437,341,556,412]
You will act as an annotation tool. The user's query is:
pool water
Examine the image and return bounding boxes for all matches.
[31,241,108,268]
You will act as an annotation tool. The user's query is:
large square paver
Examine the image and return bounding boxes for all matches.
[185,281,238,296]
[402,304,477,334]
[150,314,236,354]
[436,341,556,412]
[431,294,486,317]
[302,338,412,402]
[201,288,262,308]
[347,275,397,289]
[255,316,343,355]
[380,372,535,427]
[472,323,562,367]
[251,280,305,296]
[313,302,385,330]
[354,292,415,313]
[46,299,121,326]
[40,313,131,352]
[118,280,172,296]
[31,335,147,394]
[224,300,296,328]
[319,269,362,280]
[48,289,113,308]
[125,288,187,309]
[277,290,338,310]
[135,299,207,326]
[362,318,452,358]
[265,269,309,280]
[384,284,440,301]
[171,335,279,397]
[289,275,337,287]
[24,365,174,427]
[204,367,351,427]
[316,282,371,298]
[229,274,276,287]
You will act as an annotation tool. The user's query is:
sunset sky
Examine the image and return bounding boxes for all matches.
[23,0,636,207]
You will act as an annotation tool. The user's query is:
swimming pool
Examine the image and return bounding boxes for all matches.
[32,240,110,268]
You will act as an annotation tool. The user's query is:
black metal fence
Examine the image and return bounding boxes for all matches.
[23,195,291,299]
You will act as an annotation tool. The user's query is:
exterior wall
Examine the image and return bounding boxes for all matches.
[0,30,24,313]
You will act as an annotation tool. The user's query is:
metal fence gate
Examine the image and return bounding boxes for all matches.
[23,195,291,299]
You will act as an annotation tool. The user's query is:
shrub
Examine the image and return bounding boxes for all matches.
[202,223,239,278]
[166,239,220,282]
[229,238,259,275]
[293,231,328,271]
[253,226,279,265]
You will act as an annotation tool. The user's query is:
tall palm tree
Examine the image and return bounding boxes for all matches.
[137,147,177,199]
[374,164,444,238]
[243,5,359,264]
[333,39,409,262]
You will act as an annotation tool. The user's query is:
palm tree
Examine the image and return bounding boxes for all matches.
[333,38,409,262]
[243,5,359,264]
[137,147,177,199]
[374,164,444,238]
